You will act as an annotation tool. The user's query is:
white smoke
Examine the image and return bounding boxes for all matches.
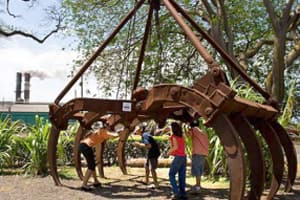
[24,70,49,80]
[22,69,68,80]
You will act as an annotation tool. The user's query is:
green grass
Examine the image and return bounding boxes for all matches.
[58,166,77,180]
[0,167,24,176]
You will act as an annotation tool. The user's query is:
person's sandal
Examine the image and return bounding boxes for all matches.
[81,186,92,191]
[93,183,101,187]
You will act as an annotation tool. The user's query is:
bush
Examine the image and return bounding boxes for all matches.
[0,115,27,172]
[102,136,170,166]
[19,115,50,176]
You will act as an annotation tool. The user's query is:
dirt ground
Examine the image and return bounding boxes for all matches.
[0,166,300,200]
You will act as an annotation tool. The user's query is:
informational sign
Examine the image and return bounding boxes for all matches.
[122,102,132,112]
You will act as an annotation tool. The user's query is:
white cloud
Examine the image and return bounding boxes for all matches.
[0,37,98,103]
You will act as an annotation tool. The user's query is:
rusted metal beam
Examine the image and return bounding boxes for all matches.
[132,2,154,91]
[168,0,271,101]
[49,98,137,130]
[221,97,278,120]
[162,0,218,68]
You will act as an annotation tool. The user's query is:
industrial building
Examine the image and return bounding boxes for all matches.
[0,72,49,124]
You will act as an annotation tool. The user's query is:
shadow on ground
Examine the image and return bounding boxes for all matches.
[63,174,229,199]
[61,173,300,200]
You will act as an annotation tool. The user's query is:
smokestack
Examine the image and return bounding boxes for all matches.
[24,72,31,103]
[16,72,22,102]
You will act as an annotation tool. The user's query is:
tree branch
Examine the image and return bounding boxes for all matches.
[285,41,300,67]
[6,0,19,17]
[245,39,274,58]
[288,5,300,33]
[282,0,294,25]
[263,0,279,32]
[0,17,62,43]
[6,0,32,18]
[201,0,216,17]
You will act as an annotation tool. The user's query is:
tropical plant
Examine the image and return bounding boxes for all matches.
[198,119,227,180]
[230,79,264,103]
[20,115,50,176]
[279,80,296,127]
[57,122,80,165]
[0,116,25,171]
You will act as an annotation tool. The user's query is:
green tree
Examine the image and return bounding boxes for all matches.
[62,0,210,98]
[194,0,300,103]
[61,0,299,119]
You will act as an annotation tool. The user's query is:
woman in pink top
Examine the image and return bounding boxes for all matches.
[186,119,209,193]
[168,122,188,200]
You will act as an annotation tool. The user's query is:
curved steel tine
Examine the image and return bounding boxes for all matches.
[270,121,297,192]
[252,119,284,200]
[210,113,246,200]
[229,114,265,200]
[47,126,62,186]
[95,141,105,178]
[74,126,86,180]
[117,128,130,175]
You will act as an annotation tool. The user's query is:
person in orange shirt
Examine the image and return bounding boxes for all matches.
[79,127,119,191]
[186,119,209,194]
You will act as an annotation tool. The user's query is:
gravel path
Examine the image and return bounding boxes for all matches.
[0,167,299,200]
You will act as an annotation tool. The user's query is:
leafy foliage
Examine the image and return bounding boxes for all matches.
[20,116,50,176]
[61,0,299,120]
[62,0,210,98]
[279,81,296,127]
[0,116,26,172]
[57,122,80,165]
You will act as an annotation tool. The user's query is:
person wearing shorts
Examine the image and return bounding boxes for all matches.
[134,123,161,188]
[79,127,119,191]
[186,119,209,193]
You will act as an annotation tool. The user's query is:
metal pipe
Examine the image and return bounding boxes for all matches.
[54,0,146,104]
[168,0,271,101]
[132,3,154,92]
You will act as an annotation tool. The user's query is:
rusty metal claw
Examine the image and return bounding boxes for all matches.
[230,114,264,200]
[74,126,85,180]
[252,120,284,200]
[47,126,62,186]
[270,121,297,192]
[210,114,246,200]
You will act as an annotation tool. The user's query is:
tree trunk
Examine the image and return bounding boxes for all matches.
[271,36,286,103]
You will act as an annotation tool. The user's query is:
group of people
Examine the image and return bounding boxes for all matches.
[78,119,209,200]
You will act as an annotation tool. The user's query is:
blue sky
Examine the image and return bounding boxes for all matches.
[0,1,98,103]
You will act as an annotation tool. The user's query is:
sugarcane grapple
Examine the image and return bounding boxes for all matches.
[47,1,297,199]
